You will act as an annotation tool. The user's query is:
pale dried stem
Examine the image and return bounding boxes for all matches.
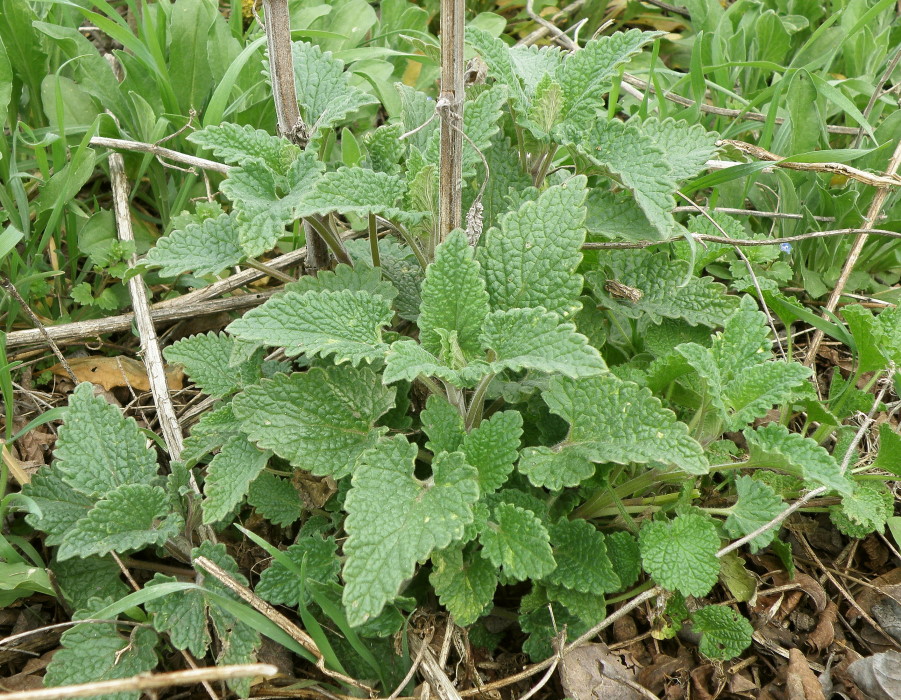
[409,630,463,699]
[805,140,901,365]
[526,0,577,50]
[581,227,901,250]
[437,0,465,245]
[0,664,278,700]
[89,137,230,173]
[516,0,585,47]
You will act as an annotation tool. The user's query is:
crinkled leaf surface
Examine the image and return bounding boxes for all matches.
[691,606,753,660]
[518,444,595,490]
[541,374,708,475]
[639,512,720,597]
[187,123,299,169]
[286,261,397,304]
[479,177,587,317]
[383,339,489,387]
[640,117,720,181]
[465,27,528,111]
[227,289,392,365]
[146,574,210,658]
[430,544,497,626]
[546,519,620,594]
[587,250,739,326]
[291,41,378,135]
[44,624,159,700]
[420,394,465,455]
[343,436,480,626]
[164,332,262,397]
[22,469,93,545]
[419,229,489,358]
[57,484,184,560]
[143,213,244,277]
[745,423,854,496]
[462,410,522,494]
[52,556,129,613]
[296,167,408,219]
[723,476,785,552]
[479,503,556,581]
[482,307,607,377]
[247,472,303,527]
[256,536,341,606]
[202,436,270,524]
[606,531,641,588]
[232,366,394,478]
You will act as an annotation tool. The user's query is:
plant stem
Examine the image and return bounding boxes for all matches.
[368,213,380,267]
[393,222,429,269]
[305,217,352,267]
[437,0,465,245]
[244,259,295,284]
[465,371,496,431]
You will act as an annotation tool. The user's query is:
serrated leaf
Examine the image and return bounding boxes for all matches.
[873,423,901,475]
[232,366,395,478]
[540,374,708,475]
[639,512,720,597]
[479,178,587,317]
[146,574,210,657]
[843,304,894,373]
[588,250,739,326]
[420,394,465,454]
[839,483,894,530]
[563,119,677,239]
[296,167,408,220]
[585,188,657,242]
[419,229,489,358]
[285,261,397,304]
[483,307,607,378]
[291,41,378,135]
[518,444,595,490]
[691,606,753,660]
[22,469,93,545]
[462,411,522,494]
[430,544,497,626]
[544,583,607,624]
[745,423,854,496]
[255,536,341,606]
[606,531,641,589]
[44,624,159,700]
[54,384,159,497]
[343,435,480,626]
[247,472,303,526]
[143,213,244,277]
[640,118,720,181]
[202,436,270,524]
[509,44,564,94]
[383,339,489,387]
[365,122,405,173]
[52,556,130,613]
[480,503,555,581]
[724,362,812,430]
[57,484,184,560]
[164,332,262,398]
[524,74,563,138]
[465,27,528,111]
[181,403,241,467]
[187,123,298,169]
[227,289,392,365]
[723,476,785,553]
[427,86,507,175]
[546,519,620,594]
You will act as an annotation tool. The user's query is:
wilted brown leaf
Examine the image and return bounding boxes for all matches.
[785,648,825,700]
[560,643,647,700]
[847,650,901,700]
[807,601,838,651]
[50,356,184,392]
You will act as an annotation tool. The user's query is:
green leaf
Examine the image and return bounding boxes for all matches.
[483,308,607,378]
[546,519,620,594]
[524,74,563,137]
[22,469,93,545]
[640,118,720,181]
[606,531,641,589]
[54,383,159,497]
[285,261,397,305]
[517,444,595,490]
[587,250,739,326]
[343,435,480,626]
[479,503,556,581]
[420,395,465,455]
[745,423,854,496]
[690,606,753,660]
[202,436,270,524]
[146,574,211,658]
[639,512,720,597]
[872,423,901,475]
[44,625,159,700]
[143,213,244,277]
[232,367,395,478]
[723,476,785,553]
[465,27,527,111]
[57,484,184,560]
[187,123,299,169]
[543,583,606,624]
[842,304,894,373]
[296,167,409,220]
[430,544,497,626]
[541,374,708,475]
[181,403,241,467]
[563,119,678,239]
[383,340,489,387]
[227,289,392,365]
[836,483,894,534]
[52,556,129,613]
[256,536,341,606]
[164,332,262,398]
[247,472,304,527]
[558,30,661,131]
[291,41,378,135]
[462,411,522,494]
[419,229,489,358]
[479,177,588,317]
[427,86,507,174]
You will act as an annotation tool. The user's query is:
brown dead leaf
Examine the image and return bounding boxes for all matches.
[807,601,838,651]
[847,651,901,700]
[636,649,693,695]
[50,356,183,392]
[786,648,825,700]
[292,472,337,510]
[689,664,721,700]
[853,568,901,618]
[560,643,646,700]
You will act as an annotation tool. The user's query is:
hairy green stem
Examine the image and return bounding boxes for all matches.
[465,371,496,431]
[305,216,352,266]
[244,259,295,284]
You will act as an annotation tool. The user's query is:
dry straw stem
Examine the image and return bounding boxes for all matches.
[581,227,901,250]
[89,136,231,174]
[805,139,901,365]
[408,630,463,699]
[437,0,466,244]
[0,664,278,700]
